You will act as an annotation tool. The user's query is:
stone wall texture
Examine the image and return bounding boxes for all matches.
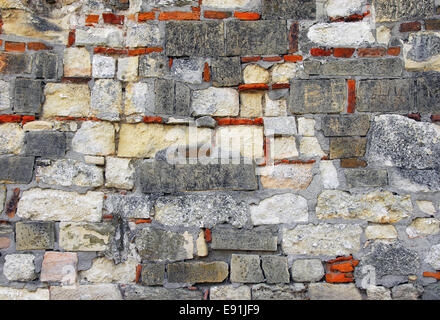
[0,0,438,301]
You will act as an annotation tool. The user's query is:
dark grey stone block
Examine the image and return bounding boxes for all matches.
[141,263,165,286]
[374,0,434,21]
[195,116,216,128]
[261,256,290,284]
[289,79,346,114]
[322,115,371,136]
[167,262,229,284]
[13,78,43,115]
[345,169,388,188]
[154,79,174,115]
[422,282,440,300]
[15,221,55,250]
[356,79,415,113]
[0,53,32,75]
[124,285,203,300]
[139,53,169,78]
[211,57,241,87]
[174,82,191,116]
[25,131,66,158]
[416,75,440,113]
[165,21,225,57]
[211,227,277,251]
[104,194,153,219]
[35,51,58,79]
[231,254,264,283]
[262,0,316,19]
[225,20,288,56]
[0,156,34,184]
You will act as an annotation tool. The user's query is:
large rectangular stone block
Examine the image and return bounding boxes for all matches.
[59,222,114,251]
[211,57,241,87]
[0,156,34,184]
[289,79,346,114]
[416,75,440,113]
[322,115,371,136]
[25,131,66,158]
[330,137,367,159]
[225,20,288,56]
[262,0,316,19]
[35,51,58,80]
[374,0,435,22]
[165,21,225,57]
[211,228,277,251]
[304,59,403,77]
[167,262,229,283]
[15,221,55,250]
[0,53,32,74]
[356,79,415,112]
[13,79,43,115]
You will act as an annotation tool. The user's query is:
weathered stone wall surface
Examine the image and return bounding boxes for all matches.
[0,0,439,300]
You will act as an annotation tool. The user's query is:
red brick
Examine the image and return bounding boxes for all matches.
[158,11,200,21]
[423,272,440,280]
[341,158,367,168]
[263,56,282,62]
[284,55,303,62]
[241,56,261,63]
[138,12,155,22]
[272,83,290,89]
[357,47,386,57]
[325,273,354,283]
[203,62,210,82]
[0,237,10,249]
[333,47,355,58]
[289,22,299,53]
[143,116,163,123]
[431,115,440,122]
[6,188,20,219]
[0,115,21,123]
[68,30,76,47]
[204,229,212,242]
[169,57,173,69]
[347,79,356,113]
[85,15,99,24]
[387,47,401,56]
[136,264,142,283]
[400,21,421,32]
[238,83,269,91]
[135,219,152,224]
[21,116,35,125]
[233,12,260,20]
[215,118,263,126]
[27,42,52,51]
[128,48,147,56]
[311,48,333,56]
[146,47,163,53]
[327,256,353,264]
[330,262,354,273]
[407,113,421,121]
[5,42,25,52]
[93,47,128,55]
[102,13,125,25]
[204,11,231,19]
[102,214,114,219]
[425,19,440,31]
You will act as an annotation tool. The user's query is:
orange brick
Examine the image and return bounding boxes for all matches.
[138,12,156,21]
[238,83,269,91]
[284,55,303,62]
[27,42,52,51]
[263,56,282,62]
[387,47,401,56]
[5,42,25,52]
[0,115,21,123]
[333,47,355,58]
[347,79,356,113]
[423,272,440,280]
[145,47,163,53]
[203,62,210,82]
[85,15,99,24]
[102,13,124,25]
[136,264,142,283]
[327,256,353,264]
[68,30,76,47]
[128,48,148,56]
[143,116,163,123]
[330,262,354,273]
[272,83,290,89]
[358,47,386,57]
[325,273,354,283]
[204,10,231,19]
[234,12,260,20]
[158,11,200,21]
[204,229,212,242]
[241,56,261,63]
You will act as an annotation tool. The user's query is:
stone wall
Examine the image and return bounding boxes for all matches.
[0,0,438,300]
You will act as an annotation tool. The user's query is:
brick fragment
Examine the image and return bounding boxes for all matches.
[387,47,401,56]
[86,15,99,24]
[311,48,333,56]
[425,19,440,31]
[138,12,155,22]
[400,21,421,32]
[325,273,354,283]
[102,13,125,25]
[234,12,260,20]
[5,42,25,52]
[241,57,261,63]
[333,48,355,58]
[204,11,231,19]
[158,11,200,21]
[238,84,269,91]
[284,55,302,62]
[347,79,356,113]
[27,42,52,51]
[358,47,386,57]
[6,188,19,218]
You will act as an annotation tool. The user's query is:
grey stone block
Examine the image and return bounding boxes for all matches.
[304,59,403,77]
[262,0,316,19]
[15,221,55,250]
[139,53,169,78]
[356,79,415,113]
[124,285,203,300]
[165,21,225,57]
[167,262,229,284]
[261,256,290,284]
[195,116,217,128]
[289,79,346,114]
[330,137,367,159]
[211,57,241,87]
[104,194,153,219]
[211,228,277,251]
[141,264,165,286]
[13,78,43,115]
[374,0,434,21]
[225,20,288,56]
[231,254,264,283]
[252,284,307,300]
[175,82,191,116]
[154,79,174,115]
[322,115,371,136]
[0,53,32,75]
[0,156,34,184]
[422,282,440,300]
[35,51,58,80]
[345,169,388,188]
[390,169,440,191]
[416,75,440,113]
[25,131,66,158]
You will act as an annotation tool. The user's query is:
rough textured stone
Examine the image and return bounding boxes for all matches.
[0,156,34,184]
[25,131,66,158]
[240,92,264,118]
[139,53,169,79]
[3,254,36,281]
[261,256,290,284]
[325,0,365,17]
[392,284,421,300]
[105,157,134,190]
[72,121,115,156]
[320,161,339,189]
[289,79,346,114]
[406,218,440,238]
[365,225,398,240]
[40,252,78,283]
[259,164,314,190]
[92,55,115,79]
[140,160,258,193]
[0,187,5,212]
[0,287,49,300]
[0,123,24,155]
[43,83,90,118]
[135,227,193,262]
[170,58,204,84]
[308,22,375,46]
[264,94,287,117]
[262,0,315,19]
[117,57,138,82]
[243,64,270,84]
[0,80,11,112]
[356,79,415,112]
[104,194,152,219]
[35,159,103,187]
[126,23,162,47]
[250,193,308,225]
[330,137,367,159]
[202,0,259,9]
[252,283,307,300]
[368,115,440,170]
[15,221,54,250]
[154,193,248,228]
[290,259,324,282]
[322,115,370,136]
[416,74,440,112]
[304,58,404,77]
[282,224,362,256]
[76,27,124,47]
[17,188,103,222]
[166,21,224,56]
[125,81,155,117]
[225,20,288,56]
[141,263,165,286]
[216,126,264,159]
[231,254,264,283]
[374,0,434,22]
[59,222,115,251]
[91,79,122,121]
[192,87,239,117]
[50,284,122,300]
[80,257,137,284]
[308,283,362,300]
[316,190,411,223]
[417,201,436,215]
[367,286,392,300]
[425,244,440,270]
[124,285,202,300]
[210,285,251,300]
[345,169,388,188]
[212,57,241,87]
[273,136,299,160]
[299,137,325,157]
[167,261,229,283]
[211,228,277,251]
[423,283,440,300]
[0,53,32,75]
[63,47,91,77]
[271,63,298,84]
[34,51,58,80]
[263,117,297,136]
[13,78,43,115]
[390,169,440,192]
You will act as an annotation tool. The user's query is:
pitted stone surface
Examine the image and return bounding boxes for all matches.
[374,0,435,22]
[262,0,315,20]
[124,285,202,300]
[16,221,54,250]
[252,284,307,300]
[167,261,229,283]
[230,254,264,283]
[211,227,277,251]
[59,222,115,252]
